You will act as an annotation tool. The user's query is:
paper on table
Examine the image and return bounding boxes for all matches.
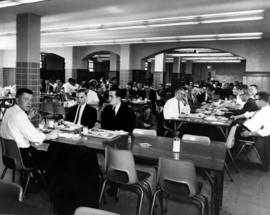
[139,142,152,148]
[59,132,80,139]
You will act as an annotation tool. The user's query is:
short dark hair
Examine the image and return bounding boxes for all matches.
[16,88,33,98]
[250,84,258,89]
[256,91,270,103]
[110,88,124,98]
[77,89,87,95]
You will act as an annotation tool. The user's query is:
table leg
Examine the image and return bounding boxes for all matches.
[213,170,224,215]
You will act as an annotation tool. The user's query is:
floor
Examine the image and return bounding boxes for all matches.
[0,144,270,215]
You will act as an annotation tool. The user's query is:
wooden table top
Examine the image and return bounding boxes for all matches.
[47,133,226,171]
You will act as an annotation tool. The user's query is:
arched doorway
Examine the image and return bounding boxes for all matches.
[40,52,65,82]
[142,47,246,87]
[78,51,120,83]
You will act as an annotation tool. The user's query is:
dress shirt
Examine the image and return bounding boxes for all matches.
[113,102,121,115]
[163,97,191,119]
[244,105,270,136]
[74,103,86,125]
[0,105,46,148]
[63,82,76,95]
[86,90,99,105]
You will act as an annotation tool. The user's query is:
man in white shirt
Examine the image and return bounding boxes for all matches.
[86,82,99,106]
[63,78,76,96]
[163,87,191,119]
[0,88,59,169]
[241,91,270,137]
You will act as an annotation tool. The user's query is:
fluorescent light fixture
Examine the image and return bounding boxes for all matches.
[183,57,243,60]
[218,36,262,40]
[42,32,263,47]
[39,9,265,35]
[201,16,263,24]
[170,53,233,57]
[191,60,241,63]
[0,0,46,8]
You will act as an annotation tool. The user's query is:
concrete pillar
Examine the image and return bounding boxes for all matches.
[185,60,193,74]
[173,57,181,73]
[153,53,165,88]
[16,13,41,124]
[119,44,132,87]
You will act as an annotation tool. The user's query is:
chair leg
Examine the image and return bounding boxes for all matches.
[12,170,16,182]
[136,185,144,215]
[99,178,108,206]
[252,145,267,170]
[150,190,162,215]
[192,195,204,215]
[1,167,7,179]
[227,149,239,173]
[224,162,233,182]
[235,144,247,161]
[23,172,32,197]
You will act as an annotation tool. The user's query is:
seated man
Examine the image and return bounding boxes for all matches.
[241,91,270,137]
[66,89,97,128]
[0,88,59,169]
[163,86,191,119]
[101,89,135,133]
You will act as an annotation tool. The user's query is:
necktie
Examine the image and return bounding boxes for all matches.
[74,105,81,124]
[178,101,180,114]
[113,106,116,115]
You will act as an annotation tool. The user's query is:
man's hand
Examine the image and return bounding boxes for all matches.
[46,129,60,140]
[240,130,250,137]
[28,108,38,120]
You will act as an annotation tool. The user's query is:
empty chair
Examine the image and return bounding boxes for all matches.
[40,102,55,121]
[54,104,66,120]
[74,207,119,215]
[182,134,211,144]
[0,138,46,199]
[223,125,239,182]
[99,146,153,215]
[150,158,208,215]
[133,128,157,136]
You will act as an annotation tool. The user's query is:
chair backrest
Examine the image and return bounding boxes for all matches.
[40,102,54,114]
[0,138,27,171]
[226,125,238,149]
[105,146,138,185]
[133,128,157,136]
[0,179,23,202]
[182,134,210,145]
[54,104,66,118]
[74,207,119,215]
[158,158,197,197]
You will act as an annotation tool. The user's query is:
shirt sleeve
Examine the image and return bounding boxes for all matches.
[244,111,265,134]
[11,112,46,144]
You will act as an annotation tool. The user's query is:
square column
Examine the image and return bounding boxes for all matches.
[153,53,165,88]
[120,44,132,87]
[16,13,41,124]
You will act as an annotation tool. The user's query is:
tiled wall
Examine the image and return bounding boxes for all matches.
[3,68,16,86]
[153,72,164,88]
[119,69,132,88]
[16,62,40,125]
[0,68,3,86]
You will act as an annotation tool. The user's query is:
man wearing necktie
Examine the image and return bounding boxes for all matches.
[101,89,135,133]
[66,89,97,128]
[163,87,191,120]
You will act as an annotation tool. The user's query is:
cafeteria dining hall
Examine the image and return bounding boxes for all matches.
[1,0,270,215]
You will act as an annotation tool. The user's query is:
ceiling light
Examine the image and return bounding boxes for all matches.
[170,53,233,57]
[218,36,262,40]
[191,60,241,63]
[201,16,263,24]
[0,0,46,8]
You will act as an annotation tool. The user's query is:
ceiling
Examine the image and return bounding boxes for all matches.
[0,0,270,49]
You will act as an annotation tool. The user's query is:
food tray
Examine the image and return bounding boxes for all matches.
[82,128,128,139]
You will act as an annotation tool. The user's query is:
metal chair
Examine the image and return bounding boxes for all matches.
[133,128,157,136]
[0,179,23,202]
[235,137,266,170]
[99,146,153,215]
[150,158,208,215]
[40,102,55,122]
[0,138,46,199]
[74,207,119,215]
[223,125,239,182]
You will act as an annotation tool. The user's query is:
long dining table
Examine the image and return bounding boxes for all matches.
[46,133,226,215]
